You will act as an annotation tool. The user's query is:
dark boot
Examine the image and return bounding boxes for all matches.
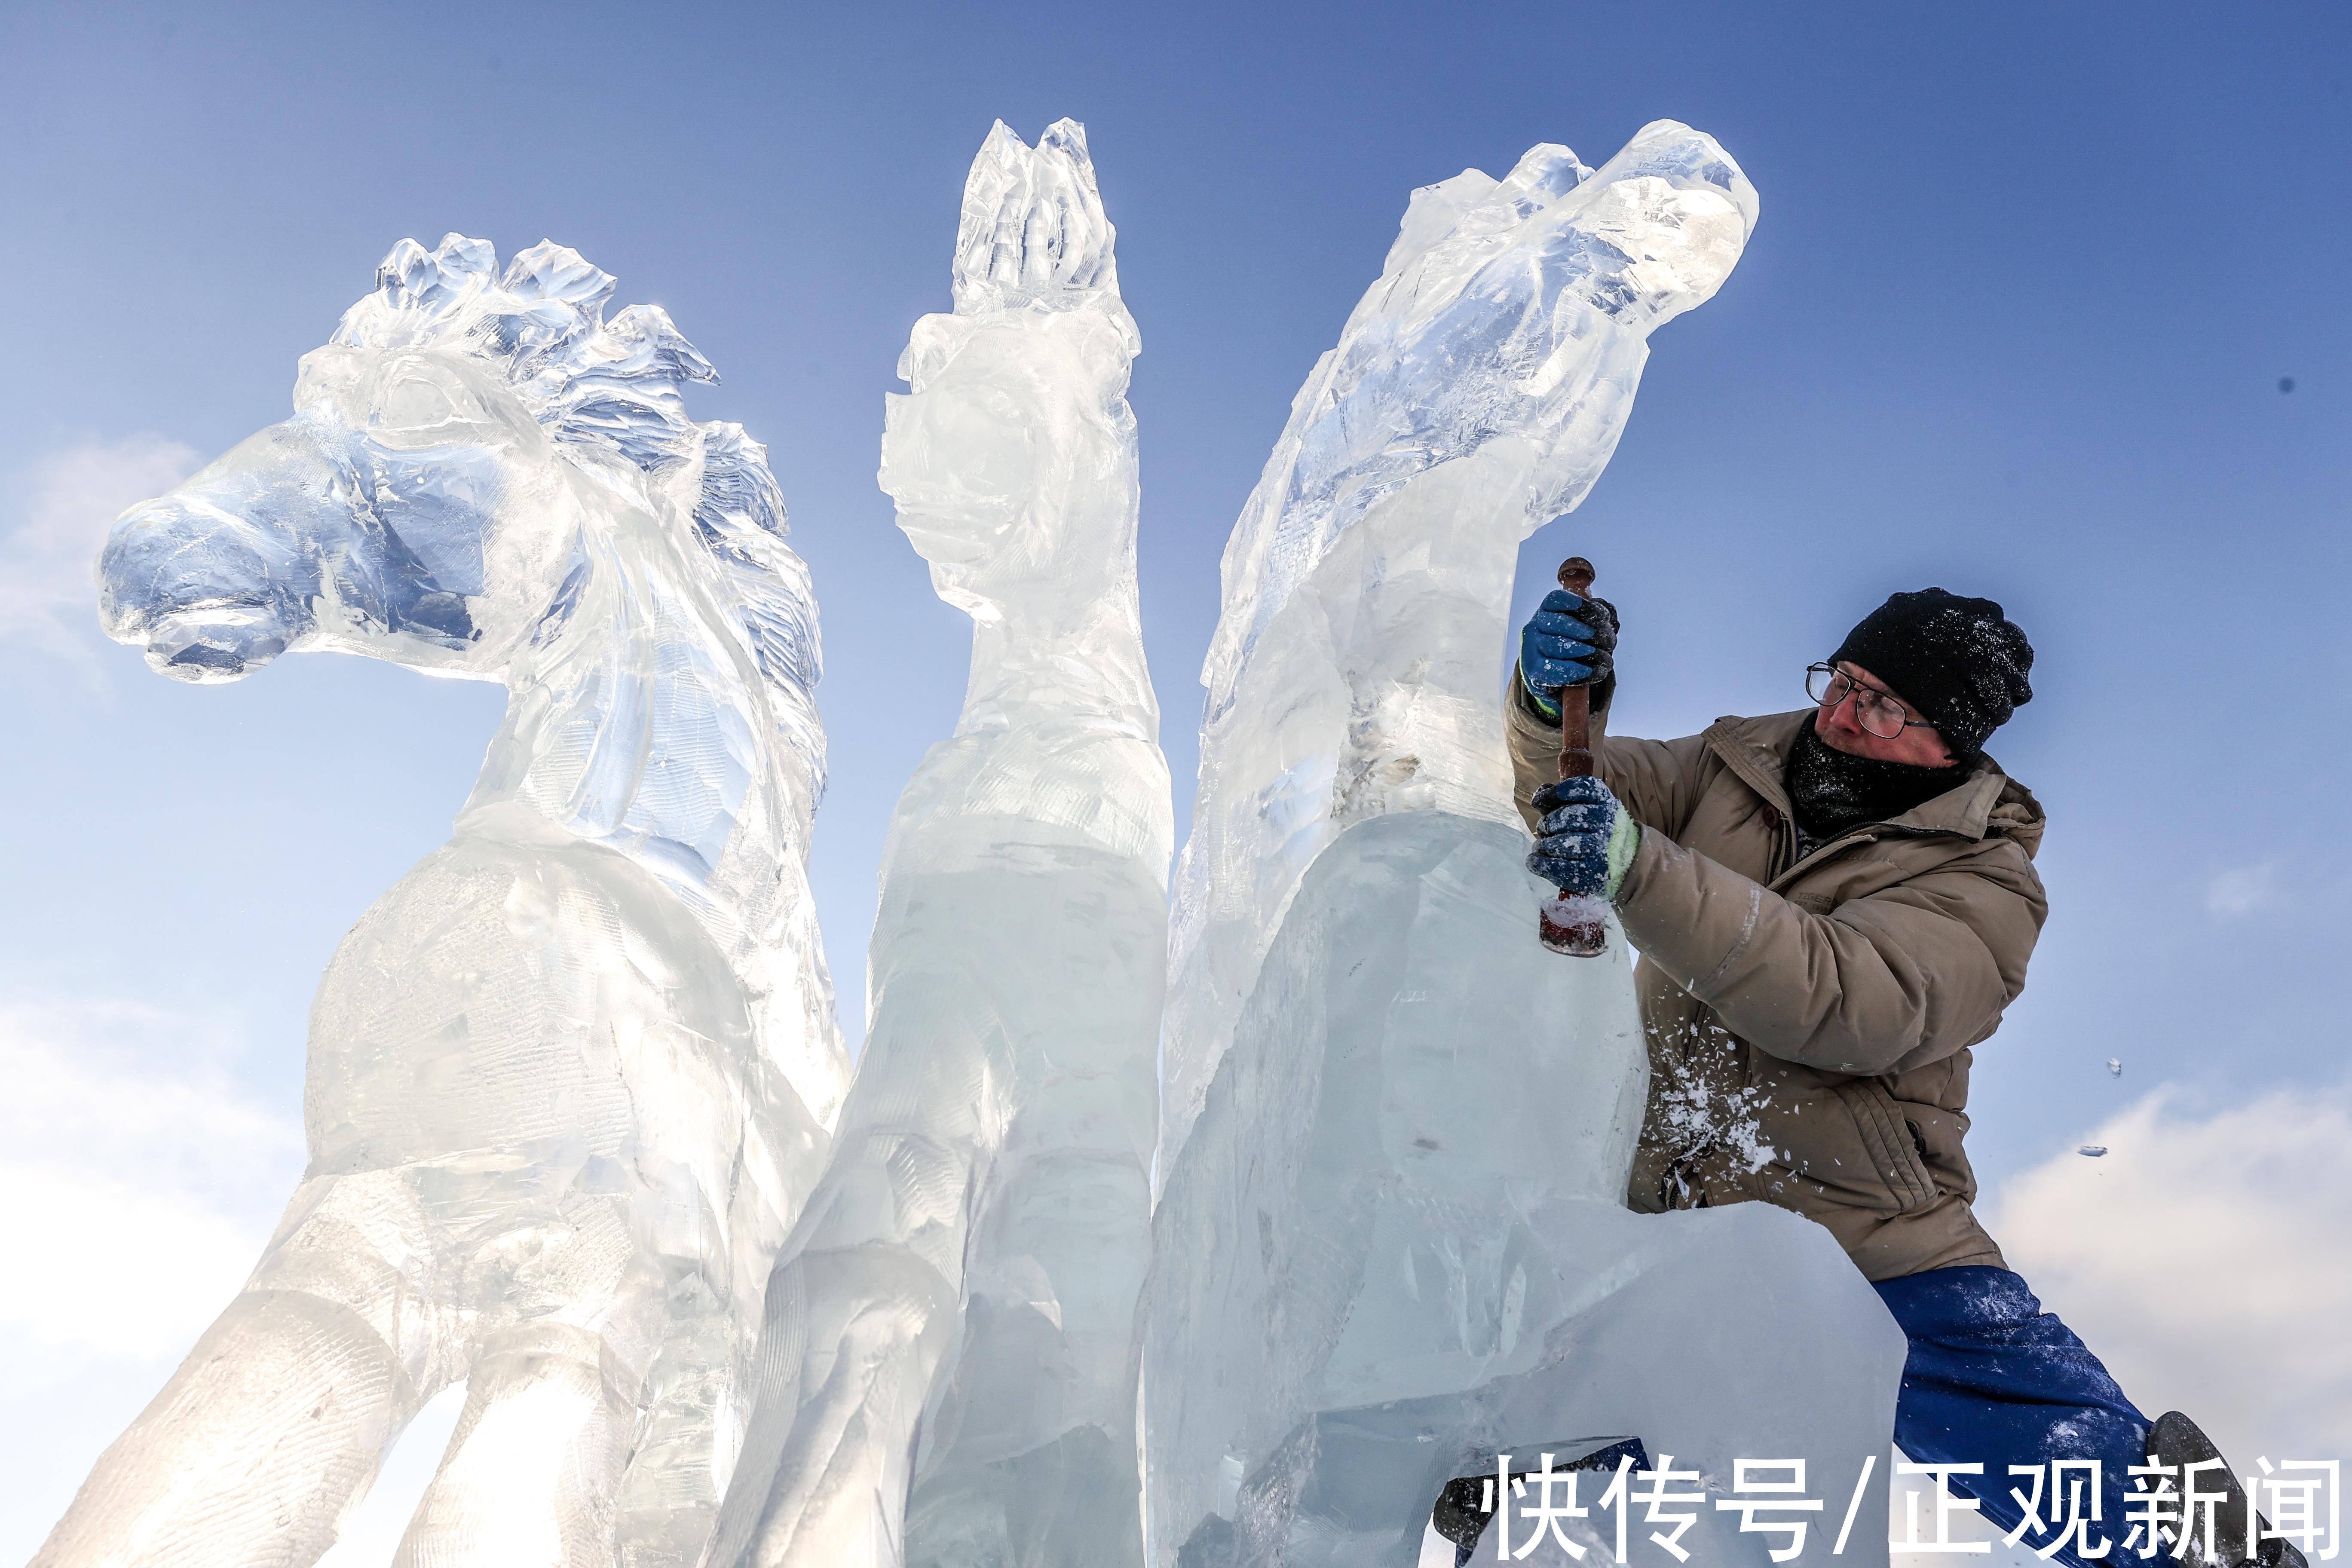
[2147,1410,2308,1568]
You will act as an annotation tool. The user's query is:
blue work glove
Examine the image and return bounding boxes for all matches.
[1517,590,1618,722]
[1526,775,1640,900]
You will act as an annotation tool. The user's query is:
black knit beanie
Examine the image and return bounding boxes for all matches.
[1829,588,2034,758]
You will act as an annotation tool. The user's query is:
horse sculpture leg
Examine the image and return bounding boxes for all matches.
[721,1238,962,1567]
[391,1321,639,1566]
[33,1174,453,1568]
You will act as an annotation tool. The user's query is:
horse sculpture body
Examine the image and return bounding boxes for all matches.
[709,121,1167,1568]
[40,236,845,1568]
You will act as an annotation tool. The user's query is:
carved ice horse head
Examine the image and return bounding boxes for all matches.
[107,237,772,691]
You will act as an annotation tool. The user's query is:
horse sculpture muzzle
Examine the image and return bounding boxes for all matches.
[100,489,317,680]
[95,416,365,680]
[98,411,493,681]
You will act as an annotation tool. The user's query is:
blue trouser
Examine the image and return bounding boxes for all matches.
[1876,1266,2151,1568]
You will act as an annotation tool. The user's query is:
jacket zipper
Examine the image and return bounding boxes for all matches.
[1765,802,1796,880]
[1769,821,1965,894]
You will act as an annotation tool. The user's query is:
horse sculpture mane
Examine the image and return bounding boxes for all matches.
[333,232,825,783]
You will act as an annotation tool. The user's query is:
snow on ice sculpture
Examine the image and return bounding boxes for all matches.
[1142,123,1908,1568]
[707,120,1167,1568]
[43,236,845,1568]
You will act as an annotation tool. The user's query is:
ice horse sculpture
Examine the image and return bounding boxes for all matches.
[43,237,846,1568]
[1142,123,1908,1567]
[707,120,1167,1568]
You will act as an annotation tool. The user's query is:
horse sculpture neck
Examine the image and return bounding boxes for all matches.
[958,595,1158,741]
[456,459,787,963]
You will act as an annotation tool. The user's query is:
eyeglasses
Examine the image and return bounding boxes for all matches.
[1804,663,1936,740]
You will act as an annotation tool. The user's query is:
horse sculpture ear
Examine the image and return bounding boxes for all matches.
[374,234,497,312]
[502,241,618,315]
[339,234,508,354]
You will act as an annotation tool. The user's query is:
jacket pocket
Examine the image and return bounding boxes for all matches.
[1828,1079,1941,1213]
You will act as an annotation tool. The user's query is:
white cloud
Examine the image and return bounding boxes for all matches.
[0,995,303,1373]
[2205,859,2282,916]
[1984,1086,2352,1467]
[0,435,200,653]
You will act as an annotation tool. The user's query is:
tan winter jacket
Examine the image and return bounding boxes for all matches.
[1507,683,2049,1281]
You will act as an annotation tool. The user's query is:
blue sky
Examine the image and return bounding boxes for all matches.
[2,1,2347,1555]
